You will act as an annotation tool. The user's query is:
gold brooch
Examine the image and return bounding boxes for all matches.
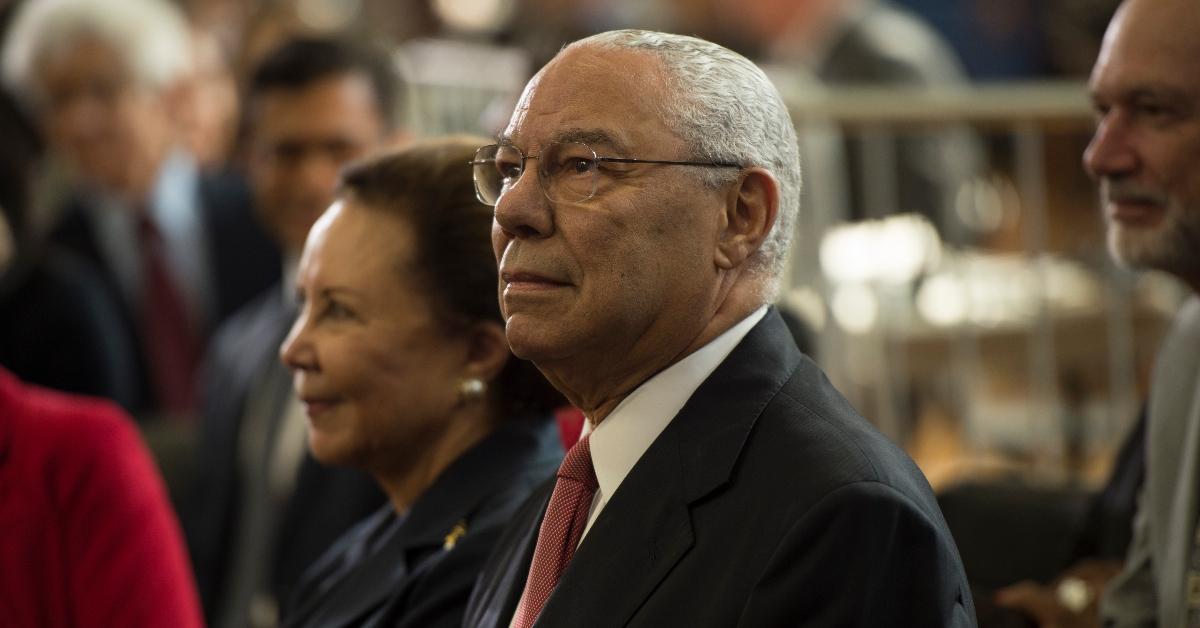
[443,520,468,550]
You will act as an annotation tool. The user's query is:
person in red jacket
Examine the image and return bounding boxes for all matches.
[0,366,202,627]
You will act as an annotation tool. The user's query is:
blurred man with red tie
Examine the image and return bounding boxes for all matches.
[1,0,279,419]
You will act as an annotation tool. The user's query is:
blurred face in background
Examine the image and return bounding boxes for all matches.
[280,198,468,474]
[35,35,176,202]
[178,28,239,171]
[247,73,386,256]
[1084,0,1200,287]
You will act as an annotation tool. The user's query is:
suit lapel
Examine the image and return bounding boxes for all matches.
[535,309,801,626]
[479,486,551,628]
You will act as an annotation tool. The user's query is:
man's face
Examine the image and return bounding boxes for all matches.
[248,74,386,255]
[1084,0,1200,284]
[492,46,727,370]
[36,36,174,200]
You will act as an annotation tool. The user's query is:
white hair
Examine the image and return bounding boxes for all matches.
[2,0,192,102]
[570,30,802,299]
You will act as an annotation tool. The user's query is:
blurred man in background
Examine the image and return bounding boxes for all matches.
[0,0,279,418]
[186,37,402,628]
[997,0,1200,626]
[1090,0,1200,626]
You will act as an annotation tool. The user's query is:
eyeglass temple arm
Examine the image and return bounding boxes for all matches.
[598,157,741,168]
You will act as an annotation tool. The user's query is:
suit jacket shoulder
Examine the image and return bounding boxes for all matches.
[467,309,974,628]
[196,171,281,323]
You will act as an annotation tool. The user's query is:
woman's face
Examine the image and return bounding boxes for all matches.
[281,199,468,473]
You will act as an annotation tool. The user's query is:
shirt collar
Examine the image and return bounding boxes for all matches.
[584,305,768,504]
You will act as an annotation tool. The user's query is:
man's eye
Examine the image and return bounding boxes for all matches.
[569,158,596,174]
[497,160,523,180]
[550,157,595,177]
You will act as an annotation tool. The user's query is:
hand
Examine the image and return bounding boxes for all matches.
[993,560,1121,628]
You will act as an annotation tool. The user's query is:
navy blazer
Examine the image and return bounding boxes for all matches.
[281,414,563,628]
[465,308,975,627]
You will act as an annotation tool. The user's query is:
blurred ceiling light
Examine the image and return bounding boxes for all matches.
[297,0,360,31]
[954,176,1010,234]
[916,274,967,327]
[820,213,942,285]
[433,0,515,34]
[831,284,879,335]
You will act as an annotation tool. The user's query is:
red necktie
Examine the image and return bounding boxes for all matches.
[137,214,200,415]
[512,434,598,628]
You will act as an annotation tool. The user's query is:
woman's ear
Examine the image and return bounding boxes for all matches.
[714,167,780,271]
[461,320,511,384]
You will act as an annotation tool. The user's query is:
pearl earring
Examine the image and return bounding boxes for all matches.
[458,378,486,401]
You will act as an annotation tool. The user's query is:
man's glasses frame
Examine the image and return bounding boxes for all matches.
[471,142,742,206]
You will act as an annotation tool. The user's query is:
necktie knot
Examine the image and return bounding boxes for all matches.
[557,433,597,488]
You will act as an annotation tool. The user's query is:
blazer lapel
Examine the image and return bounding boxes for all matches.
[536,309,801,627]
[291,509,411,628]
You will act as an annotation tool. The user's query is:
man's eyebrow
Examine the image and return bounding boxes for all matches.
[496,129,631,154]
[550,128,629,154]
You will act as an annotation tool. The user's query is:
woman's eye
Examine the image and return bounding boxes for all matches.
[324,301,355,320]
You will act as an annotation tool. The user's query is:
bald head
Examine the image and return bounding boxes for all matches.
[1084,0,1200,291]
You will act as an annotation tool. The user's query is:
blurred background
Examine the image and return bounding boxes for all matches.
[0,0,1179,621]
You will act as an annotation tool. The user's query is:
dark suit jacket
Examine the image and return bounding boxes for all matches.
[282,414,563,628]
[0,245,140,407]
[48,171,280,415]
[186,286,386,620]
[466,309,975,627]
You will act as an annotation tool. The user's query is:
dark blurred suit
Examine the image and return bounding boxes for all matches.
[48,169,280,415]
[0,245,140,407]
[466,309,975,627]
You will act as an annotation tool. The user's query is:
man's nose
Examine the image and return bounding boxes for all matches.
[1083,114,1139,180]
[493,165,554,240]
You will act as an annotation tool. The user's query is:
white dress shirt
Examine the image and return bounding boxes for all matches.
[508,306,768,628]
[580,305,768,539]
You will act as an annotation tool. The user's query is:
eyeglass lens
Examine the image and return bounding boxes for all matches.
[472,142,600,206]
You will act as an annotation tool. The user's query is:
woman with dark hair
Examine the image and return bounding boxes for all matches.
[278,136,564,628]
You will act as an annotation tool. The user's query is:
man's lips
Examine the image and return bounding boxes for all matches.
[1106,197,1166,226]
[500,270,571,291]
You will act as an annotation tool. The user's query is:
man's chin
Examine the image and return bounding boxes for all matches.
[1108,222,1180,272]
[504,313,572,364]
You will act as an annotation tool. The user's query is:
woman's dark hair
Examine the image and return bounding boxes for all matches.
[338,136,564,416]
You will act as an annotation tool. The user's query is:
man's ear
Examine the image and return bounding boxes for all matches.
[715,167,779,270]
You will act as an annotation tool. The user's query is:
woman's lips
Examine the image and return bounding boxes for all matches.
[301,397,341,417]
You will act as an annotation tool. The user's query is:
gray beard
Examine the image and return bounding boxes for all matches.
[1107,201,1200,281]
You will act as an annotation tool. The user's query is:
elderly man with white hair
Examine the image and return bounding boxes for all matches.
[464,29,974,627]
[1,0,278,418]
